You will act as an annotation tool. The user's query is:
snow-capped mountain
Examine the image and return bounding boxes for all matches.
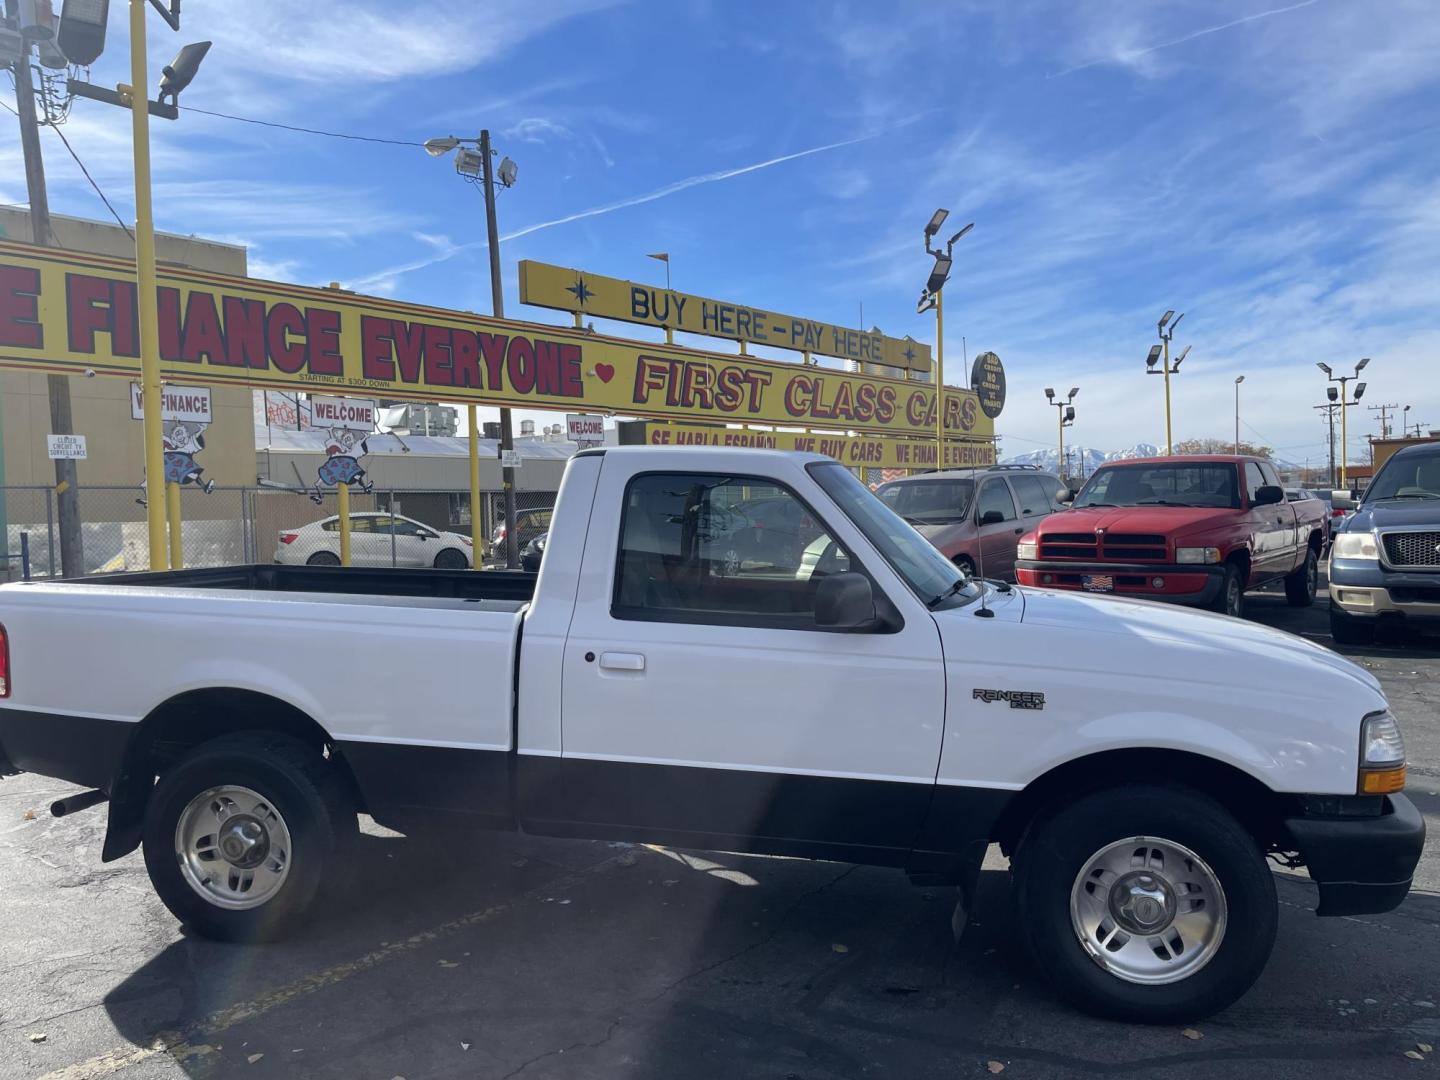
[1000,446,1109,475]
[1105,443,1161,460]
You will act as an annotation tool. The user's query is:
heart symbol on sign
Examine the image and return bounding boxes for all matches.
[593,363,615,383]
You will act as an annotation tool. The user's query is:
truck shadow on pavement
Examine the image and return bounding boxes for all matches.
[96,828,1440,1080]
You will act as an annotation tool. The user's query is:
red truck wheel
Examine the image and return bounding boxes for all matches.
[1209,565,1244,618]
[1284,548,1318,607]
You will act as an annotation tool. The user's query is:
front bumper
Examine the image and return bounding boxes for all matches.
[1286,793,1425,916]
[1014,560,1224,605]
[1328,560,1440,625]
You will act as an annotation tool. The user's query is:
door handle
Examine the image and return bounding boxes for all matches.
[599,651,646,672]
[1014,527,1024,534]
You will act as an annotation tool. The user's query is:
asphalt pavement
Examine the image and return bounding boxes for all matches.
[1,571,1438,1079]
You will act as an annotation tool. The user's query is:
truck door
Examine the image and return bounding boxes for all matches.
[544,462,947,863]
[974,478,1023,579]
[1261,462,1300,572]
[1244,461,1288,579]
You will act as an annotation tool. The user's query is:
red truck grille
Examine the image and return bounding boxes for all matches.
[1039,532,1169,562]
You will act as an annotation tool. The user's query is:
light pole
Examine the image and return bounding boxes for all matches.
[1233,375,1245,454]
[424,131,520,567]
[1145,311,1189,454]
[1044,387,1078,481]
[1317,359,1369,489]
[1403,404,1411,437]
[918,210,974,470]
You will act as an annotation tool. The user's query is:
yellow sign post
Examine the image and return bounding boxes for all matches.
[0,241,994,444]
[519,260,931,374]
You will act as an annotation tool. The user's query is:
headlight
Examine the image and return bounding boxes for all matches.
[1017,539,1038,561]
[534,535,547,552]
[1333,531,1379,560]
[1175,546,1221,564]
[1359,710,1406,793]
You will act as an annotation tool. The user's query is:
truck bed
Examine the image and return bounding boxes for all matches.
[72,563,537,607]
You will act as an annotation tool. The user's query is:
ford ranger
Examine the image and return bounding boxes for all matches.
[0,448,1422,1023]
[1014,454,1329,619]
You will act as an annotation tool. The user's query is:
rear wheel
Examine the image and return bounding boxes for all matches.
[433,547,469,569]
[1329,607,1374,645]
[1284,547,1318,607]
[1209,564,1244,618]
[1014,784,1276,1023]
[954,555,976,577]
[142,734,355,942]
[306,551,341,567]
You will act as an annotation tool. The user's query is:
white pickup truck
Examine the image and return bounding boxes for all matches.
[0,448,1423,1022]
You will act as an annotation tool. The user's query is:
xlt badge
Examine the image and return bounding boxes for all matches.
[973,688,1046,710]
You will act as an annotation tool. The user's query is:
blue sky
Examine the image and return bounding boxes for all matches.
[5,0,1438,466]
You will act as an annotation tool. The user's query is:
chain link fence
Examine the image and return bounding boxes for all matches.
[0,485,559,579]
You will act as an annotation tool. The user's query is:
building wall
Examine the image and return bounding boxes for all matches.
[0,210,256,488]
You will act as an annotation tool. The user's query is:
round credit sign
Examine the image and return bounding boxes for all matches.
[970,351,1006,419]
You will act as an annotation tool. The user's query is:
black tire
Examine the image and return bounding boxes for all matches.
[1284,546,1319,607]
[1209,563,1244,618]
[1014,784,1276,1023]
[306,551,341,567]
[142,734,355,942]
[954,555,976,577]
[1329,607,1374,646]
[433,547,469,570]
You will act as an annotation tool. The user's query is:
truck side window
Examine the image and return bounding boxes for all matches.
[976,480,1017,522]
[1260,462,1283,489]
[612,472,853,627]
[1245,462,1267,501]
[1010,474,1052,516]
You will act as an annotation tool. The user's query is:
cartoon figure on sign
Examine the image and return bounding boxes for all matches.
[311,427,373,504]
[136,419,214,506]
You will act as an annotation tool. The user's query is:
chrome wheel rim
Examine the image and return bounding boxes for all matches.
[1307,554,1318,599]
[175,785,292,910]
[1069,836,1228,985]
[1226,576,1242,616]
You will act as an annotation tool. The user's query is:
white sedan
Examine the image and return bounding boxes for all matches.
[274,513,474,569]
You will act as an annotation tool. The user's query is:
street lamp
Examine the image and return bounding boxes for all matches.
[1045,387,1079,481]
[1318,359,1372,489]
[1146,310,1188,454]
[425,131,521,567]
[1403,404,1411,437]
[919,211,974,470]
[1234,375,1245,454]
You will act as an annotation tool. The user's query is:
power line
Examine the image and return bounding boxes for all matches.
[177,104,425,147]
[43,122,133,239]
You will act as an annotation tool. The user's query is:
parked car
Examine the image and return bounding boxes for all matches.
[275,512,473,569]
[491,505,554,557]
[1015,455,1329,618]
[0,447,1421,1023]
[521,531,546,572]
[875,465,1067,579]
[1328,441,1440,643]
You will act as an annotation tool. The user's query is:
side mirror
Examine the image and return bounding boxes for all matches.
[979,509,1005,525]
[1253,485,1285,507]
[1061,488,1079,504]
[1330,490,1357,510]
[815,572,879,631]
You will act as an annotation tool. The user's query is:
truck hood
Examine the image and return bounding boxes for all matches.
[1015,585,1382,695]
[1344,500,1440,532]
[1038,505,1236,536]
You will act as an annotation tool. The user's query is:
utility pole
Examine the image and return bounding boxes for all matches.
[479,129,519,569]
[1313,402,1338,487]
[7,0,85,578]
[1367,402,1398,441]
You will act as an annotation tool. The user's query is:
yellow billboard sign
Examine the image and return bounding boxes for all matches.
[519,259,932,373]
[0,241,987,440]
[643,424,997,469]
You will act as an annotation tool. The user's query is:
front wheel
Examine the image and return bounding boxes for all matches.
[1284,547,1318,607]
[433,547,469,570]
[142,734,355,942]
[1014,784,1276,1023]
[1209,564,1244,618]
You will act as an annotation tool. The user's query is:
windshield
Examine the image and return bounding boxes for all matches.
[1074,462,1240,509]
[875,478,975,524]
[1365,449,1440,502]
[810,463,979,608]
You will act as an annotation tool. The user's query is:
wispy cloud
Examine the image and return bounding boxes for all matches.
[1050,0,1323,78]
[350,125,909,292]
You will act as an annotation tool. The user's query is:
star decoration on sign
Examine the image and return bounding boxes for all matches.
[903,345,916,365]
[566,276,594,305]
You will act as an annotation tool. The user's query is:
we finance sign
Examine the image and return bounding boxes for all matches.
[0,241,993,442]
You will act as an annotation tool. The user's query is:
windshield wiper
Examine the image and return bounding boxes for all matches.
[1076,501,1118,508]
[1376,493,1440,501]
[926,578,970,609]
[1136,499,1200,507]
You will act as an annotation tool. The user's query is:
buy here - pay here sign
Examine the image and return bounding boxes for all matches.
[0,241,995,442]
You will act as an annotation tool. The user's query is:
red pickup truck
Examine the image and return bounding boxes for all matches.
[1014,455,1328,618]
